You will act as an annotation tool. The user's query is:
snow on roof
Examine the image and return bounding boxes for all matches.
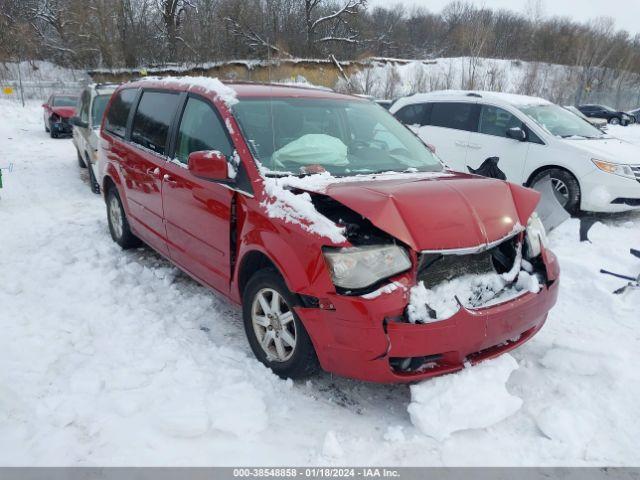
[392,90,551,112]
[145,76,238,107]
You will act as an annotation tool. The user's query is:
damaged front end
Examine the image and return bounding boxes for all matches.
[281,175,559,383]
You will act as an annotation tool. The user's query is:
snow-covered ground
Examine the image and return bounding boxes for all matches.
[1,100,639,466]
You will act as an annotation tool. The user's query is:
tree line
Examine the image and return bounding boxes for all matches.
[1,0,639,89]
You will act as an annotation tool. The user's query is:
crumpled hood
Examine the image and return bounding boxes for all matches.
[564,137,640,164]
[51,106,75,118]
[303,172,540,251]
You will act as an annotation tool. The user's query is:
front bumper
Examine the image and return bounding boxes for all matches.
[51,119,72,135]
[580,168,640,212]
[296,250,560,383]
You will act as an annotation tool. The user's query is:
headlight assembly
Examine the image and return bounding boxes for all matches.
[592,159,636,180]
[323,244,411,290]
[525,212,547,258]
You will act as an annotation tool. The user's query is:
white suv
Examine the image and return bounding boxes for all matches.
[71,84,117,194]
[390,90,640,213]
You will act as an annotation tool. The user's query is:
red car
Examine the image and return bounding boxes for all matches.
[99,78,559,383]
[42,94,78,138]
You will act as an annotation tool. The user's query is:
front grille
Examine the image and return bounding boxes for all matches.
[418,251,496,288]
[632,165,640,183]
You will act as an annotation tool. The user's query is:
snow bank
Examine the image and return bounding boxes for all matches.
[408,355,522,441]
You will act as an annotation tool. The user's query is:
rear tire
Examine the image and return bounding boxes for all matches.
[50,129,58,139]
[106,187,140,249]
[242,268,320,379]
[531,168,581,214]
[44,119,50,133]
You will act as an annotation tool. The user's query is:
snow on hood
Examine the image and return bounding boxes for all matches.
[282,171,538,251]
[260,176,347,243]
[563,136,640,164]
[147,76,238,107]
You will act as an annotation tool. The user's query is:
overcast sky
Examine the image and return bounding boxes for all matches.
[367,0,640,36]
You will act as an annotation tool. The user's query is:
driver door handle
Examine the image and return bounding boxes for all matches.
[455,140,468,147]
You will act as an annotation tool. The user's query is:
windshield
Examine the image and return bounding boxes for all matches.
[91,94,111,127]
[52,95,77,107]
[520,104,605,139]
[232,98,442,176]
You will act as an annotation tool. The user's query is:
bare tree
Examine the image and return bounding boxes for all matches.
[303,0,367,55]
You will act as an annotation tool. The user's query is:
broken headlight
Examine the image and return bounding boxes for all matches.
[525,212,547,258]
[323,245,411,290]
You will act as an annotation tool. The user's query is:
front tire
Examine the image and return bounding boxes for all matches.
[531,168,581,214]
[609,117,621,125]
[242,269,320,379]
[106,187,140,249]
[86,157,100,194]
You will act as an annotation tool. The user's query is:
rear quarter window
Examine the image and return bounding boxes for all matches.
[130,91,180,156]
[104,89,137,138]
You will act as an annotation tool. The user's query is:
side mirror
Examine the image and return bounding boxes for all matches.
[506,127,527,142]
[188,150,228,181]
[70,116,88,128]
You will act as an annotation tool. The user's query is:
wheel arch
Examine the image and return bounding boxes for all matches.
[525,164,579,188]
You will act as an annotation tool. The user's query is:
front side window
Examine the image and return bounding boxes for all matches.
[104,88,137,138]
[429,102,477,131]
[394,103,428,126]
[131,91,179,155]
[91,94,112,128]
[519,104,606,139]
[232,98,442,176]
[175,97,233,164]
[478,105,522,138]
[52,95,78,107]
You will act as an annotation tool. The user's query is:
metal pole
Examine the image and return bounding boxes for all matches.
[17,59,25,107]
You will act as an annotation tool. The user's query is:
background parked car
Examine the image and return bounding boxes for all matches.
[564,105,607,129]
[391,90,640,213]
[42,94,78,138]
[577,104,632,126]
[71,83,117,194]
[627,107,640,123]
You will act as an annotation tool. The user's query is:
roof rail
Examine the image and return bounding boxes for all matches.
[466,92,482,98]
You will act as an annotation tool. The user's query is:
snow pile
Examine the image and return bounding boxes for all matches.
[148,76,238,107]
[260,176,346,243]
[408,354,522,441]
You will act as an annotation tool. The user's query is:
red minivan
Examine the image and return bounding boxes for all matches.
[99,77,559,383]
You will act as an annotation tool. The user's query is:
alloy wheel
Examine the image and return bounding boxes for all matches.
[550,177,569,206]
[251,288,297,362]
[109,195,124,240]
